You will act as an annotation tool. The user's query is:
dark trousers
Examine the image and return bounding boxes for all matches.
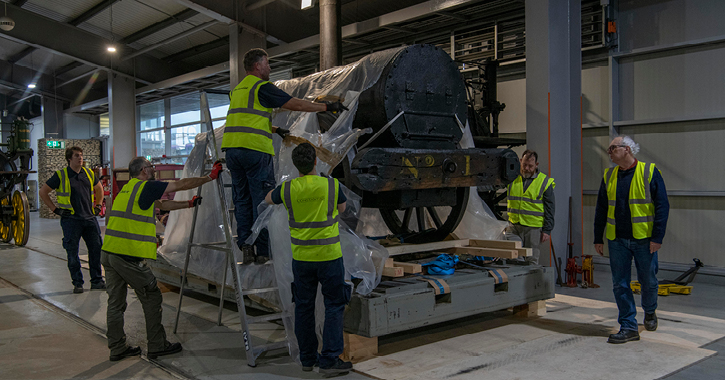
[60,217,103,287]
[225,147,275,257]
[292,257,351,368]
[101,251,167,355]
[608,238,659,331]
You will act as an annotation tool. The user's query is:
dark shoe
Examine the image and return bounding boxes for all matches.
[320,358,353,375]
[255,255,270,264]
[147,342,183,359]
[644,312,658,331]
[302,361,318,372]
[73,285,84,294]
[109,346,141,361]
[241,245,255,265]
[91,282,106,290]
[607,329,640,344]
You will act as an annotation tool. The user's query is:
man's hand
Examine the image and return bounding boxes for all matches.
[324,101,348,113]
[541,232,550,243]
[188,196,203,208]
[209,161,223,180]
[93,205,102,216]
[594,244,604,256]
[275,127,290,138]
[53,208,72,217]
[650,242,661,254]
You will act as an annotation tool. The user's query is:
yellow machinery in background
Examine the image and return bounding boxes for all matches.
[631,258,703,296]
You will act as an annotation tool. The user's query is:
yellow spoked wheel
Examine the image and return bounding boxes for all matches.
[0,197,11,243]
[11,191,29,246]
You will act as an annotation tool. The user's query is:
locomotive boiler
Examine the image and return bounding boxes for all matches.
[326,44,519,243]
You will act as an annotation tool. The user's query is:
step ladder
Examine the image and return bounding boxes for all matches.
[171,89,290,367]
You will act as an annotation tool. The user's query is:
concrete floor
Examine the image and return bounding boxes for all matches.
[1,212,723,379]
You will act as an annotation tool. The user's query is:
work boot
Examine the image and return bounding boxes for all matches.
[73,285,84,294]
[109,346,141,361]
[91,282,107,290]
[607,329,640,344]
[147,342,183,359]
[241,245,255,264]
[255,255,270,265]
[302,361,318,372]
[644,312,658,331]
[320,358,353,375]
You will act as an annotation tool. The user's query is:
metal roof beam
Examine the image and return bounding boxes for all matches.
[55,61,86,77]
[11,0,28,6]
[0,3,191,84]
[119,9,199,44]
[162,36,229,63]
[7,46,35,63]
[122,20,218,61]
[246,0,280,11]
[69,0,122,27]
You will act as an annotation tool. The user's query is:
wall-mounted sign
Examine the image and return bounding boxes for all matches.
[46,140,65,149]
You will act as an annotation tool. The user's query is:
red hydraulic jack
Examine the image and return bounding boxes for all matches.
[563,198,599,288]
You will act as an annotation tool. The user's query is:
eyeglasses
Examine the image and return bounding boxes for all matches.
[143,165,155,170]
[607,145,627,153]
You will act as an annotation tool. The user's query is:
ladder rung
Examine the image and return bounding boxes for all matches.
[242,287,278,296]
[252,340,288,354]
[246,313,284,324]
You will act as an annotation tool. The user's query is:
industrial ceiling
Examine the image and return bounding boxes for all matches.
[0,0,605,117]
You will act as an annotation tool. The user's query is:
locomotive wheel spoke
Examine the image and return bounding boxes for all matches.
[416,207,426,232]
[401,208,412,230]
[426,207,443,229]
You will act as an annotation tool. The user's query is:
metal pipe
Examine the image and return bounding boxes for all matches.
[319,0,341,70]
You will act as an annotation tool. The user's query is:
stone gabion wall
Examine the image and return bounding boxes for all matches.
[38,139,101,219]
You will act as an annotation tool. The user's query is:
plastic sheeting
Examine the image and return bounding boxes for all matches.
[159,44,509,363]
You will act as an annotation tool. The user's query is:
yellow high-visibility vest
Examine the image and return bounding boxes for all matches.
[604,161,657,240]
[102,178,157,259]
[221,75,275,155]
[55,167,95,214]
[281,175,342,262]
[507,172,555,228]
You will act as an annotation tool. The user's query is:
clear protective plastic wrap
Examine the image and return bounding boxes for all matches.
[158,44,509,362]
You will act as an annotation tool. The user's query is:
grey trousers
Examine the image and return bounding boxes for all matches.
[101,250,167,355]
[505,223,542,265]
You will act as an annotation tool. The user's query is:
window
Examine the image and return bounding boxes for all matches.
[139,100,165,131]
[99,113,109,136]
[139,130,165,158]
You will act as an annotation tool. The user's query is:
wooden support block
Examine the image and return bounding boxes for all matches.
[393,261,422,274]
[516,247,533,257]
[386,239,470,256]
[385,258,394,268]
[443,247,518,259]
[341,333,378,363]
[513,300,547,318]
[382,266,404,277]
[469,239,522,249]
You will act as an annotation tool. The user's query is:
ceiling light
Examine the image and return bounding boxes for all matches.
[301,0,314,10]
[27,83,36,89]
[107,46,117,52]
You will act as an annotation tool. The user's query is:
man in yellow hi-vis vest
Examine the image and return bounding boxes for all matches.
[223,48,347,265]
[265,143,352,376]
[39,146,105,294]
[505,149,555,265]
[594,136,669,344]
[100,157,222,362]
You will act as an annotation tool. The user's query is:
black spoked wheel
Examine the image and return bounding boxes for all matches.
[478,189,508,221]
[379,187,469,244]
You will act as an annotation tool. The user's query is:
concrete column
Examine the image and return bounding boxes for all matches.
[229,23,267,89]
[319,0,342,70]
[108,72,136,169]
[525,0,582,265]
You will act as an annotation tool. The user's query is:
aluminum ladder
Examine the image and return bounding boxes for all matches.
[172,89,290,367]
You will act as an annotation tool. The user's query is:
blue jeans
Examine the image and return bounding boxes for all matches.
[60,217,104,287]
[292,258,351,368]
[225,148,275,257]
[608,237,659,331]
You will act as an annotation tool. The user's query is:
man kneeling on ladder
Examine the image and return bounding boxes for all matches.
[265,143,352,375]
[101,156,223,361]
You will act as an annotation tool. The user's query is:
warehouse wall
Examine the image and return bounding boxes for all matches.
[497,0,725,267]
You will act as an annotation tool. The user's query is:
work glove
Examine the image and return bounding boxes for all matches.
[324,101,348,113]
[188,196,203,208]
[275,127,290,138]
[209,160,223,180]
[93,205,102,216]
[53,208,72,217]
